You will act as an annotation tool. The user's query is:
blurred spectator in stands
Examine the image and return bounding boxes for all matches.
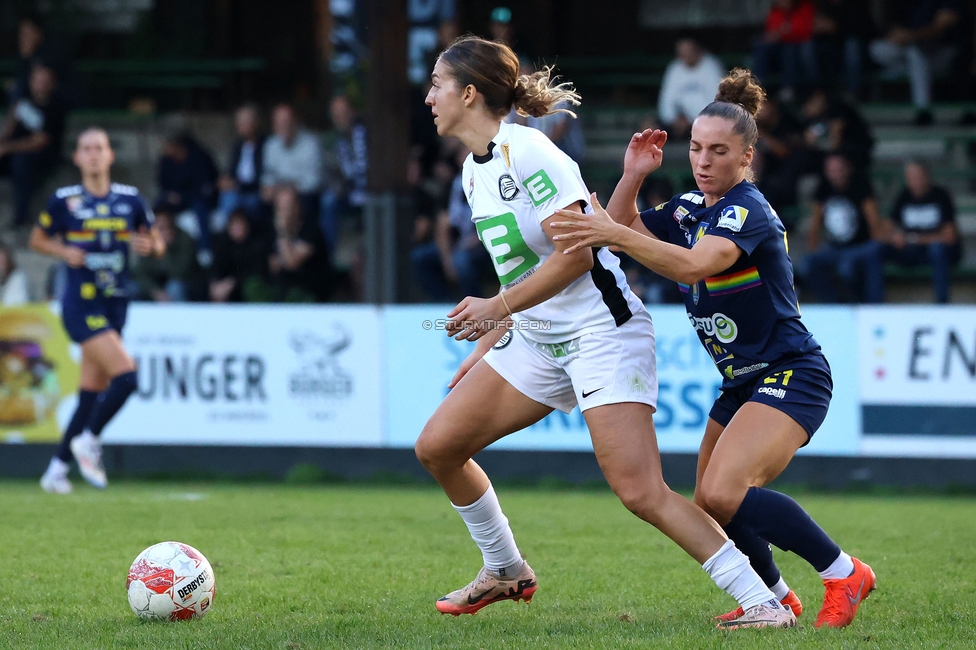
[518,62,587,161]
[0,242,30,305]
[799,152,885,303]
[8,14,77,107]
[409,156,450,301]
[261,104,323,234]
[754,96,807,215]
[321,95,368,253]
[217,104,265,230]
[801,86,873,170]
[870,0,967,125]
[812,0,875,98]
[0,63,66,229]
[658,35,725,140]
[248,186,332,303]
[883,160,962,303]
[753,0,819,101]
[209,208,272,303]
[413,146,492,300]
[157,131,219,260]
[489,7,515,47]
[131,206,204,302]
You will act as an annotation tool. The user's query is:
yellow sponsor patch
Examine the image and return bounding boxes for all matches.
[86,315,108,330]
[80,283,97,300]
[654,202,667,211]
[501,143,511,168]
[83,218,128,231]
[39,211,52,228]
[96,203,110,216]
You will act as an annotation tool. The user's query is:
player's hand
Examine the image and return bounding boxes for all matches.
[445,295,507,341]
[61,245,86,268]
[447,326,508,388]
[623,129,667,177]
[551,193,627,254]
[130,232,155,256]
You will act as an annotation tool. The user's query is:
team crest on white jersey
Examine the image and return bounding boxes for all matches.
[498,174,519,201]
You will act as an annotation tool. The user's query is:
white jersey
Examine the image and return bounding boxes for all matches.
[462,122,644,344]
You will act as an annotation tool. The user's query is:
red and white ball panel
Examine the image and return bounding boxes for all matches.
[126,541,216,621]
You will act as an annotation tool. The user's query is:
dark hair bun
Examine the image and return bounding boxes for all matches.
[714,68,765,118]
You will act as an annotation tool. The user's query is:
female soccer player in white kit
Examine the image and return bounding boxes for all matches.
[415,36,795,629]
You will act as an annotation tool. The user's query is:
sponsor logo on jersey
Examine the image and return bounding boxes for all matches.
[523,169,557,207]
[83,218,128,231]
[758,386,786,399]
[688,312,738,344]
[113,202,132,215]
[498,174,519,201]
[694,223,708,244]
[84,251,126,273]
[717,205,749,232]
[691,282,700,305]
[66,196,83,214]
[468,175,474,201]
[673,205,689,223]
[96,203,110,216]
[39,211,52,228]
[501,143,511,168]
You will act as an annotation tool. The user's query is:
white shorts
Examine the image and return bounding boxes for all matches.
[483,308,658,414]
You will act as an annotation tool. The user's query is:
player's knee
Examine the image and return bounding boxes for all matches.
[614,479,669,525]
[414,424,449,472]
[697,477,744,521]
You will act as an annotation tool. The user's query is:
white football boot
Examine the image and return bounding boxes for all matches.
[70,430,108,489]
[40,457,72,494]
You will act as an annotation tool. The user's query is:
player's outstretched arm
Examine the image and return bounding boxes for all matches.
[29,227,86,268]
[605,129,666,237]
[552,194,740,285]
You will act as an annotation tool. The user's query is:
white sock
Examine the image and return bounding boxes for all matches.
[46,457,69,475]
[770,577,790,601]
[818,551,854,580]
[452,484,523,574]
[703,540,777,611]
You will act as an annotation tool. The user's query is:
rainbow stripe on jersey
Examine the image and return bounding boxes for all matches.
[704,267,762,296]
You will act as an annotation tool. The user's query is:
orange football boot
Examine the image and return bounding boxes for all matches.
[813,557,876,628]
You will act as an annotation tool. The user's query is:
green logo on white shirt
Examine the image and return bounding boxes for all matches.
[476,212,540,285]
[523,169,557,207]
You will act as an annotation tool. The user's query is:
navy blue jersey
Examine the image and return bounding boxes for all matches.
[640,181,820,389]
[39,183,154,300]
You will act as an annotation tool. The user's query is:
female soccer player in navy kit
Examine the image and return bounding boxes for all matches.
[552,69,875,629]
[32,127,164,494]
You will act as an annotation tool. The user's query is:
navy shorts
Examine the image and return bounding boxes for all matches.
[62,296,129,344]
[708,353,832,444]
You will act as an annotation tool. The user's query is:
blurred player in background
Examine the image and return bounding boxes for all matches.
[32,127,163,494]
[416,36,795,629]
[552,69,875,629]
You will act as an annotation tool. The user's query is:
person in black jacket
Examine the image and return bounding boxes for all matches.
[209,208,272,302]
[217,104,265,228]
[883,160,962,303]
[157,131,218,257]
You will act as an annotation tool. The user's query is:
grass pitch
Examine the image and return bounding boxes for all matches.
[1,480,974,649]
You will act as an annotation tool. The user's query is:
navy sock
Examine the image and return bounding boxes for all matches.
[87,371,138,436]
[55,390,101,462]
[730,486,841,573]
[722,519,781,588]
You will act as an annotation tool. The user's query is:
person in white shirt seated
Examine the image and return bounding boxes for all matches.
[657,35,725,139]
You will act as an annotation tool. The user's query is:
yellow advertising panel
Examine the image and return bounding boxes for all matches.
[0,305,78,442]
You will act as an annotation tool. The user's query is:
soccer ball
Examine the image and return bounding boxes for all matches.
[126,541,216,621]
